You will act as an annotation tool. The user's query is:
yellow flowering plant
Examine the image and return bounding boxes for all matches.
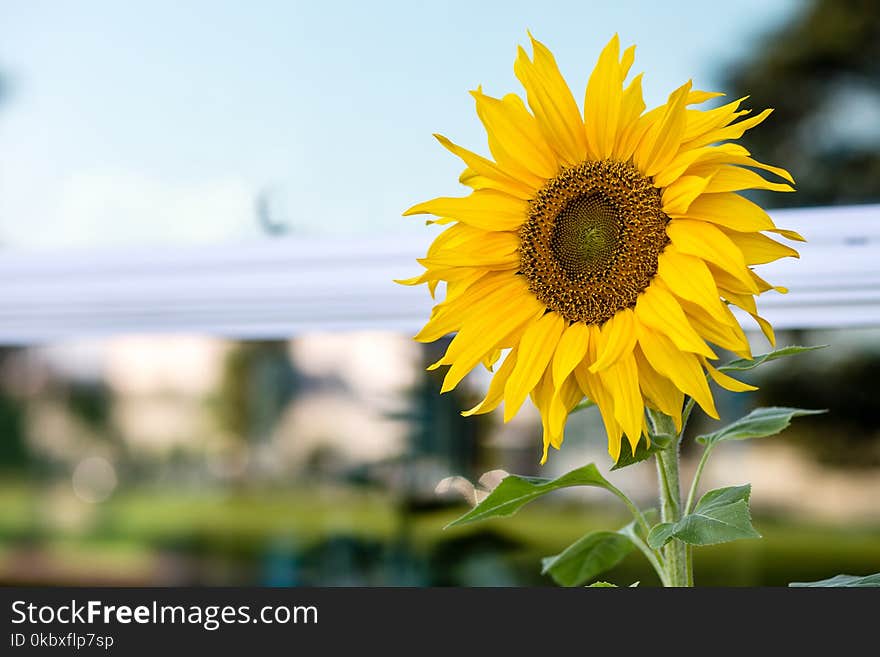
[401,35,878,587]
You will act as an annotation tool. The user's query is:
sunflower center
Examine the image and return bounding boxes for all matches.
[550,192,620,279]
[519,159,669,325]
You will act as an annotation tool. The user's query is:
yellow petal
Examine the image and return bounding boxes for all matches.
[515,35,588,166]
[634,80,692,177]
[443,269,489,301]
[719,286,758,314]
[655,246,734,326]
[699,165,794,194]
[482,349,502,370]
[503,311,567,421]
[395,272,429,287]
[635,283,716,357]
[404,190,527,232]
[686,90,726,106]
[584,34,625,160]
[414,272,512,342]
[661,175,711,215]
[684,108,774,149]
[400,267,483,301]
[548,373,583,443]
[750,269,788,295]
[614,73,646,156]
[702,358,758,392]
[531,368,556,464]
[614,75,652,160]
[419,229,519,268]
[434,133,536,199]
[718,286,777,346]
[620,89,718,163]
[636,321,718,419]
[660,142,749,186]
[669,192,775,232]
[462,348,518,416]
[709,153,794,185]
[573,357,623,461]
[769,228,805,242]
[719,229,800,265]
[750,311,776,347]
[471,88,558,183]
[425,221,477,255]
[682,96,749,143]
[634,346,684,431]
[619,44,636,81]
[667,219,759,293]
[551,321,590,389]
[653,145,719,188]
[433,282,545,390]
[589,307,637,372]
[675,143,795,186]
[676,297,752,359]
[598,351,644,452]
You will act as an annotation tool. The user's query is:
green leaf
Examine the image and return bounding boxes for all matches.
[718,345,826,372]
[445,464,615,528]
[587,581,617,587]
[611,433,673,471]
[647,485,761,548]
[697,407,826,446]
[646,522,677,550]
[789,573,880,587]
[541,531,634,587]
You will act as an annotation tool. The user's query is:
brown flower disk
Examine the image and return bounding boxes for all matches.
[519,160,670,325]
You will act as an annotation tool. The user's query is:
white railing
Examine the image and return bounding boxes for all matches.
[0,204,877,344]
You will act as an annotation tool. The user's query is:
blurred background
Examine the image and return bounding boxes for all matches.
[0,0,878,586]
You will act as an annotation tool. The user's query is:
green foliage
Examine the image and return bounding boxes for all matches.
[587,581,617,587]
[611,434,673,471]
[697,407,826,446]
[648,485,761,549]
[541,531,634,587]
[789,573,880,587]
[445,465,615,528]
[756,351,880,467]
[718,345,827,373]
[726,0,880,207]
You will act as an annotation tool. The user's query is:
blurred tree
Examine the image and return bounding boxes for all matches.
[757,351,880,467]
[401,340,489,484]
[726,1,880,465]
[215,341,300,449]
[0,349,28,469]
[725,0,880,207]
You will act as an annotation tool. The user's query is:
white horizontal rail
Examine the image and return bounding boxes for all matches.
[0,204,877,344]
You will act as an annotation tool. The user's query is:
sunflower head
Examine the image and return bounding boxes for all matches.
[401,35,802,464]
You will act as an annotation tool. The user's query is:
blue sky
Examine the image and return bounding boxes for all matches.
[0,0,800,250]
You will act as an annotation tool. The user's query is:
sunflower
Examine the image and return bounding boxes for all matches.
[400,35,801,464]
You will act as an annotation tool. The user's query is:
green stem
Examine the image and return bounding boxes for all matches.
[605,481,668,585]
[685,545,694,587]
[651,409,690,587]
[606,482,651,536]
[679,397,696,439]
[684,444,714,516]
[629,531,670,587]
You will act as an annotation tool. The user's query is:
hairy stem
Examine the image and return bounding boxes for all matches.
[629,531,669,587]
[651,409,690,587]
